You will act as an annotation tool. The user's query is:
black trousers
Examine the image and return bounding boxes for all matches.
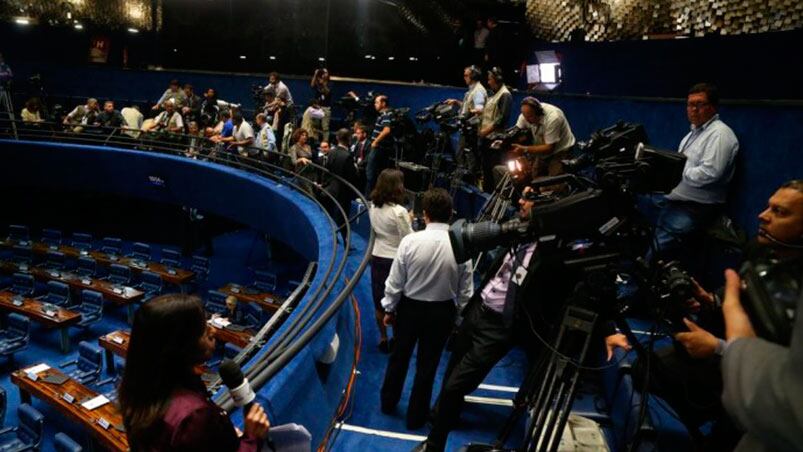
[380,297,456,428]
[428,302,516,444]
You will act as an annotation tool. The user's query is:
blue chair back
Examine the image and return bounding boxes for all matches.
[7,225,29,241]
[108,263,132,285]
[16,404,44,449]
[41,281,71,306]
[243,302,263,328]
[130,242,151,260]
[71,232,94,250]
[54,432,83,452]
[206,290,228,315]
[11,273,34,296]
[77,290,104,327]
[7,313,31,341]
[81,290,104,310]
[160,248,182,267]
[45,250,66,269]
[191,255,210,282]
[77,341,103,374]
[224,343,242,360]
[139,271,163,294]
[11,245,32,264]
[76,256,97,277]
[253,270,277,292]
[42,228,63,246]
[101,237,123,255]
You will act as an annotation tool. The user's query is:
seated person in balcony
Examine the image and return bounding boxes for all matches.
[255,113,277,156]
[121,104,144,137]
[144,99,185,134]
[21,98,44,123]
[96,100,125,130]
[181,83,202,120]
[288,128,313,169]
[152,79,187,111]
[119,294,270,450]
[185,121,206,158]
[63,97,99,133]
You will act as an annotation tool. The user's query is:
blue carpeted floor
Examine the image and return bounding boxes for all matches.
[0,228,306,449]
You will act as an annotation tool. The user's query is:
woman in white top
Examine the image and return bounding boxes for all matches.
[368,169,412,353]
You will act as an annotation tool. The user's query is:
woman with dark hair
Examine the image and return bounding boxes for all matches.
[288,128,313,168]
[368,169,412,353]
[310,68,332,139]
[119,294,270,451]
[21,98,44,123]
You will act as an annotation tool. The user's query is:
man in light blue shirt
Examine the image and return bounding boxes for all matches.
[643,83,739,261]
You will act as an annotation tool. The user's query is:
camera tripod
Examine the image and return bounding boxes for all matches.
[0,84,18,139]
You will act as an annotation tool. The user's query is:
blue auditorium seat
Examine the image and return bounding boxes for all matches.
[252,269,277,292]
[105,263,132,286]
[10,245,32,265]
[41,228,63,247]
[75,256,98,278]
[54,432,83,452]
[205,290,228,316]
[0,314,31,359]
[242,302,264,329]
[160,248,182,268]
[6,225,29,242]
[7,273,34,297]
[75,290,104,328]
[0,386,6,427]
[60,341,103,385]
[70,232,94,251]
[136,270,163,300]
[36,281,71,306]
[100,237,123,255]
[191,255,211,285]
[0,404,44,451]
[44,250,66,270]
[96,359,125,402]
[129,242,152,261]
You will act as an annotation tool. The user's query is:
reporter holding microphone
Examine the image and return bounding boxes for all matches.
[119,294,270,451]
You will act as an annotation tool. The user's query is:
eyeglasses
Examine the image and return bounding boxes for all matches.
[686,101,710,110]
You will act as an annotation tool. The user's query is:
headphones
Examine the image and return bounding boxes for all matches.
[521,96,544,116]
[466,65,482,82]
[489,66,504,84]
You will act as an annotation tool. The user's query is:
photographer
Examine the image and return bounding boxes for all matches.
[365,95,393,193]
[144,99,184,134]
[641,83,739,262]
[508,96,576,178]
[635,180,803,450]
[417,187,629,452]
[310,68,332,140]
[721,263,803,452]
[63,97,100,133]
[478,67,512,193]
[445,66,487,117]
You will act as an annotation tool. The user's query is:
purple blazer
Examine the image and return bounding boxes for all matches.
[150,388,258,452]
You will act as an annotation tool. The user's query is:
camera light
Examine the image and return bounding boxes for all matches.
[14,17,31,25]
[127,27,139,34]
[269,56,276,60]
[507,159,521,173]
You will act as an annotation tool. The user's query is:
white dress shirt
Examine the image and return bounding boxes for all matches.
[381,223,473,313]
[369,203,413,259]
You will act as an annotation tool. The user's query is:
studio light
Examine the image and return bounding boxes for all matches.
[74,23,83,30]
[127,27,139,34]
[14,17,31,25]
[269,56,277,60]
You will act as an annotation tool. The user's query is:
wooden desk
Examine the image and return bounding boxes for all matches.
[218,283,283,313]
[0,260,144,322]
[0,239,195,285]
[0,291,81,352]
[98,330,130,374]
[207,319,254,348]
[11,365,128,452]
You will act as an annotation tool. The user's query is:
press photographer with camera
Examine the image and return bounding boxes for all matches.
[445,66,487,117]
[478,67,512,193]
[365,94,394,193]
[720,258,803,451]
[416,186,630,452]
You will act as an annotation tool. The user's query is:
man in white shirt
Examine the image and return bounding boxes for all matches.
[145,99,184,134]
[229,111,255,156]
[380,188,473,430]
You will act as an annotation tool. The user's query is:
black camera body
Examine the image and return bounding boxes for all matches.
[488,126,528,150]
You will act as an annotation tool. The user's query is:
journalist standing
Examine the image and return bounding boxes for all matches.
[380,188,473,430]
[311,68,332,140]
[368,169,413,353]
[446,66,487,117]
[119,294,270,451]
[365,95,394,194]
[478,67,512,193]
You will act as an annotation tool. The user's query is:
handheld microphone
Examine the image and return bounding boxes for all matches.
[758,229,803,250]
[219,360,256,415]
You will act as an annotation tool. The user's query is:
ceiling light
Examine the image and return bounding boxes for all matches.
[74,23,83,30]
[269,56,276,60]
[364,54,373,59]
[239,55,247,60]
[318,57,325,62]
[14,18,31,25]
[388,56,395,61]
[127,27,139,33]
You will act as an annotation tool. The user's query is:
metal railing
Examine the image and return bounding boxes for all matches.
[0,119,374,411]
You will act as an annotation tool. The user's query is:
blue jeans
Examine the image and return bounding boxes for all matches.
[364,146,388,194]
[638,194,721,263]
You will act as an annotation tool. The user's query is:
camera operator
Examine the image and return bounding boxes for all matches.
[152,79,187,111]
[478,67,512,193]
[380,188,474,430]
[720,262,803,452]
[640,83,739,262]
[634,180,803,450]
[144,99,184,134]
[445,66,487,117]
[507,96,576,179]
[63,97,100,133]
[416,186,630,452]
[365,95,394,193]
